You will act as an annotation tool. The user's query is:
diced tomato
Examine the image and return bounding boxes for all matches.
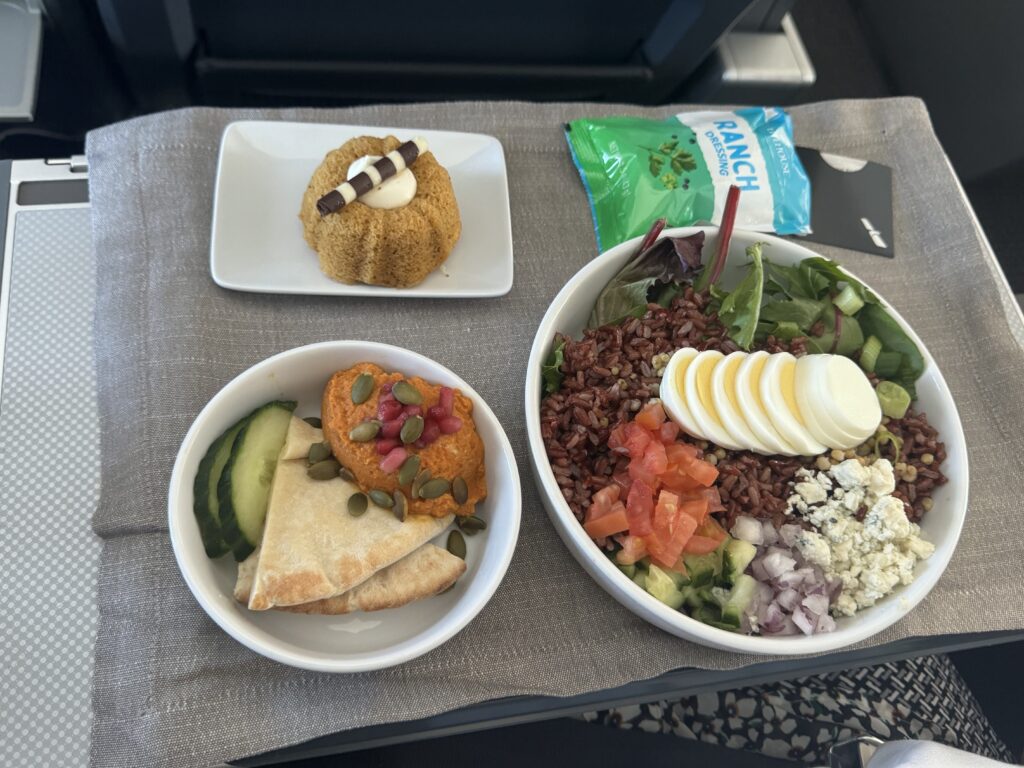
[627,460,658,489]
[664,442,699,468]
[685,458,720,487]
[615,535,648,565]
[658,420,681,445]
[679,498,709,524]
[623,422,652,459]
[584,502,629,538]
[607,423,629,455]
[612,470,632,494]
[625,479,655,536]
[647,513,698,567]
[585,485,621,522]
[641,440,668,476]
[682,535,721,555]
[653,490,680,532]
[660,468,703,494]
[665,557,689,576]
[635,401,666,431]
[696,515,729,543]
[698,487,725,513]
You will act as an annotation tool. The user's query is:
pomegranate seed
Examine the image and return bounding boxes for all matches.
[378,399,403,421]
[439,387,454,417]
[438,416,463,434]
[380,419,404,439]
[376,437,401,455]
[381,382,393,395]
[419,419,441,446]
[402,404,422,417]
[379,446,408,473]
[427,404,446,421]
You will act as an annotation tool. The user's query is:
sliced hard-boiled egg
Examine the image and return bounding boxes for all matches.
[710,351,773,454]
[794,354,881,449]
[734,351,798,456]
[659,347,703,439]
[684,350,745,451]
[759,352,827,456]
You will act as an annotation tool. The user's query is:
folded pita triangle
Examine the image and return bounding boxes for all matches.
[245,417,453,610]
[236,542,464,614]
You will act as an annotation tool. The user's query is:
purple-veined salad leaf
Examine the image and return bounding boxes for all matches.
[587,231,705,328]
[716,243,765,350]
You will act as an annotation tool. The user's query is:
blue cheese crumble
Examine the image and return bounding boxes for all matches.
[785,458,934,617]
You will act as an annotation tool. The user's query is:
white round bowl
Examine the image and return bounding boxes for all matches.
[169,341,521,672]
[525,227,968,655]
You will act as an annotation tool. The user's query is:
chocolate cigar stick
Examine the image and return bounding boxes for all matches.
[317,137,429,216]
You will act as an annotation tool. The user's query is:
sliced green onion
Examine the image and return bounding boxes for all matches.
[876,381,911,419]
[874,351,902,378]
[860,335,883,372]
[874,424,905,459]
[834,284,865,316]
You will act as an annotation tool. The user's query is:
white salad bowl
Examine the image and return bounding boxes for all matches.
[169,341,521,672]
[525,227,968,655]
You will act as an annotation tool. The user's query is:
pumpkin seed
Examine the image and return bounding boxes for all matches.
[392,380,423,405]
[452,476,469,505]
[337,466,356,483]
[307,441,331,466]
[368,489,394,508]
[307,458,341,481]
[457,515,487,535]
[349,420,381,442]
[446,530,466,560]
[347,492,368,517]
[400,415,424,444]
[398,455,421,486]
[411,469,432,499]
[418,477,451,500]
[392,490,408,521]
[302,416,322,428]
[350,373,374,404]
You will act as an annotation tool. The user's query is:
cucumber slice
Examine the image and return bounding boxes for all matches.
[721,574,758,626]
[683,551,722,588]
[721,538,757,587]
[192,418,247,558]
[218,401,297,561]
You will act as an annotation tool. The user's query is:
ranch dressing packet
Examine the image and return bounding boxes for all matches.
[566,107,812,250]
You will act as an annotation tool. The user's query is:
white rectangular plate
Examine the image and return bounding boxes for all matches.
[211,121,513,297]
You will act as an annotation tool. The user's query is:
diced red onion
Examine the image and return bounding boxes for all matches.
[761,551,797,578]
[802,593,829,616]
[815,613,837,633]
[378,399,403,421]
[402,404,422,417]
[731,516,764,545]
[750,558,770,582]
[380,419,404,439]
[439,386,455,416]
[776,588,801,611]
[760,520,779,546]
[375,438,401,455]
[791,607,815,635]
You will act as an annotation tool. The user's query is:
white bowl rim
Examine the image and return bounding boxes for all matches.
[524,226,969,656]
[169,340,522,672]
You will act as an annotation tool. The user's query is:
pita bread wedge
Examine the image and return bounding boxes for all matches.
[235,543,465,614]
[246,417,453,610]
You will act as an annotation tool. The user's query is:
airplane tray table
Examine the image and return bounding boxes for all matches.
[3,98,1024,768]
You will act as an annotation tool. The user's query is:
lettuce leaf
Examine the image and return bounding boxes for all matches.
[857,304,924,399]
[588,232,705,328]
[717,243,765,350]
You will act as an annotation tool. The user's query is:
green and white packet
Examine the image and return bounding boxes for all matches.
[566,107,812,250]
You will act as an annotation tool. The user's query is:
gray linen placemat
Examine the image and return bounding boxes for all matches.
[87,99,1024,768]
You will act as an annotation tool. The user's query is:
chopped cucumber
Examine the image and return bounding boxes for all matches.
[617,563,637,579]
[721,574,758,626]
[192,418,247,558]
[644,564,685,609]
[218,401,297,561]
[722,538,757,587]
[682,551,722,587]
[876,380,911,419]
[667,568,691,590]
[632,571,648,589]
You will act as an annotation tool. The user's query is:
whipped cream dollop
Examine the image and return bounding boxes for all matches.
[345,154,417,209]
